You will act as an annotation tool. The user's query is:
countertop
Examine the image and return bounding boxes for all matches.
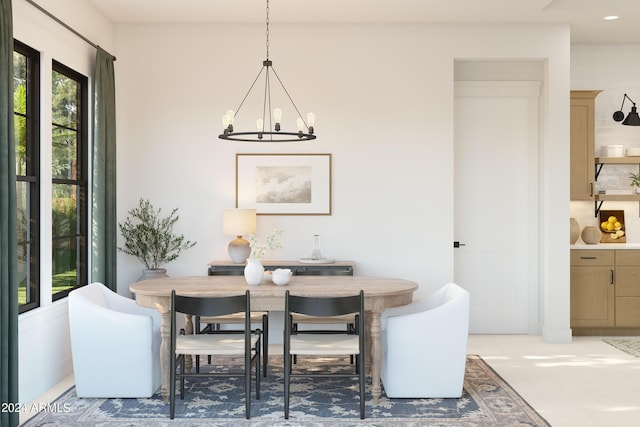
[571,243,640,249]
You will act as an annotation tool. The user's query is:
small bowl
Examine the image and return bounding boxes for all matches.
[272,268,292,286]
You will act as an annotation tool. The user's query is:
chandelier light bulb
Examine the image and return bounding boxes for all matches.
[297,117,304,132]
[222,110,233,132]
[226,110,235,124]
[273,108,282,131]
[256,118,264,131]
[307,112,315,134]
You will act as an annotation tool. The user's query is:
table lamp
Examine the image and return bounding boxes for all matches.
[223,208,256,263]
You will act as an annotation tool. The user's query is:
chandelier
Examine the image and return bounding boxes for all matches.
[218,0,316,142]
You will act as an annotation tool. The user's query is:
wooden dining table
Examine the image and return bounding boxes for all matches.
[130,274,418,403]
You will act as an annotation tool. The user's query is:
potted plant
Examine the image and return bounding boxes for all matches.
[630,172,640,194]
[118,198,196,279]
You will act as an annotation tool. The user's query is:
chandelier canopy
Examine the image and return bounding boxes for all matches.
[218,0,316,142]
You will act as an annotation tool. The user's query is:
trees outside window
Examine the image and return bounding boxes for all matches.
[51,61,88,301]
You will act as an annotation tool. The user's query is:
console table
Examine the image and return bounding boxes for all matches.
[207,260,354,276]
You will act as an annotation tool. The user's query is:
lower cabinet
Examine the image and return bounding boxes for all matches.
[614,251,640,327]
[571,249,640,333]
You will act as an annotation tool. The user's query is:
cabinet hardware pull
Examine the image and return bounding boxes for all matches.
[580,256,597,259]
[611,270,615,285]
[589,182,594,196]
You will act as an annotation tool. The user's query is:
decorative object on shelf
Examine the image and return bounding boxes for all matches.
[300,234,336,263]
[570,218,580,244]
[581,226,601,245]
[272,268,292,286]
[629,173,640,194]
[613,93,640,126]
[223,208,257,263]
[244,258,265,286]
[311,234,323,260]
[218,0,315,142]
[599,210,626,243]
[118,198,196,275]
[601,145,624,157]
[236,153,332,215]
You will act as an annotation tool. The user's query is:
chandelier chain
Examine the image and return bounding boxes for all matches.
[265,0,270,60]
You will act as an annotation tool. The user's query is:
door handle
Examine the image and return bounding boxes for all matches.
[453,241,466,248]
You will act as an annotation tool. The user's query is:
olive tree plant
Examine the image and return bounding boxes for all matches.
[118,198,196,270]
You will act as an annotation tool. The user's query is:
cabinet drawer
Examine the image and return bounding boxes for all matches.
[616,297,640,327]
[615,250,640,266]
[571,250,614,266]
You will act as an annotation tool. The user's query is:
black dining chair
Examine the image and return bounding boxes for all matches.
[283,290,366,419]
[169,290,261,419]
[195,311,269,377]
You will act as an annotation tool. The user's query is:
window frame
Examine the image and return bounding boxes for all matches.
[51,60,89,302]
[14,40,41,314]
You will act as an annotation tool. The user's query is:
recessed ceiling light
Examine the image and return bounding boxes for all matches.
[604,15,620,21]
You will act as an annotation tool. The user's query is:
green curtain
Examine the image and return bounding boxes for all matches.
[91,47,117,291]
[0,0,19,425]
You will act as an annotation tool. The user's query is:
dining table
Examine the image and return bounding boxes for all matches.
[130,274,418,403]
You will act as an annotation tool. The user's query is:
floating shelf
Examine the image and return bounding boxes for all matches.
[593,158,640,216]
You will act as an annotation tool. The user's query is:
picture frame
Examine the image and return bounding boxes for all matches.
[236,153,332,215]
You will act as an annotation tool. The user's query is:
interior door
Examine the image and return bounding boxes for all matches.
[454,81,540,334]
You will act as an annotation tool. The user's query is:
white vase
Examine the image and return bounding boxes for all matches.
[244,259,264,286]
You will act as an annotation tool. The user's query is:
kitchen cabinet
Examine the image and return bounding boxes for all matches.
[570,250,615,327]
[571,249,640,333]
[613,250,640,327]
[570,90,601,201]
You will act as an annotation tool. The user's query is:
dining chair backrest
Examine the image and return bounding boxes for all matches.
[286,293,363,318]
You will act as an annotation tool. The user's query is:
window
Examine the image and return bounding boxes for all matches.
[14,41,40,314]
[51,61,88,301]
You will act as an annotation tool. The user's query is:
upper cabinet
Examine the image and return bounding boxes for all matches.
[570,90,601,200]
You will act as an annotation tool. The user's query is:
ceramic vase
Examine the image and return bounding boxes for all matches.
[244,258,264,286]
[581,226,601,245]
[570,218,580,244]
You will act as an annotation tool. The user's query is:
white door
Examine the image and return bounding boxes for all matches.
[454,82,540,334]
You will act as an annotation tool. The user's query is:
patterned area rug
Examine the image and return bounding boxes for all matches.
[22,355,549,427]
[603,338,640,357]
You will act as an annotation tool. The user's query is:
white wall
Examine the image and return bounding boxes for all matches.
[13,0,114,404]
[114,23,571,342]
[571,45,640,239]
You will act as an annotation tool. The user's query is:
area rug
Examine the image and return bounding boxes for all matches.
[22,355,549,427]
[603,338,640,357]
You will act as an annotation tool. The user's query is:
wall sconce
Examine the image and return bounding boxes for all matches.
[223,209,256,263]
[613,93,640,126]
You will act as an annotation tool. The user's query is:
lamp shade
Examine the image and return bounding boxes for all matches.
[223,209,256,236]
[623,106,640,126]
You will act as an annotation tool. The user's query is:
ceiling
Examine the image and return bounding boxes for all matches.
[85,0,640,44]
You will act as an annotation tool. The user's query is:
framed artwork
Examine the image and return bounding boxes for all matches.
[236,153,332,215]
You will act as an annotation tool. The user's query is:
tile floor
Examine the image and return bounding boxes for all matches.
[20,335,640,426]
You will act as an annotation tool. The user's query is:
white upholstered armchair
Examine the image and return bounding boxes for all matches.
[380,282,470,398]
[68,282,162,398]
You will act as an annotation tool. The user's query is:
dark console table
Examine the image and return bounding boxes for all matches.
[207,260,354,276]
